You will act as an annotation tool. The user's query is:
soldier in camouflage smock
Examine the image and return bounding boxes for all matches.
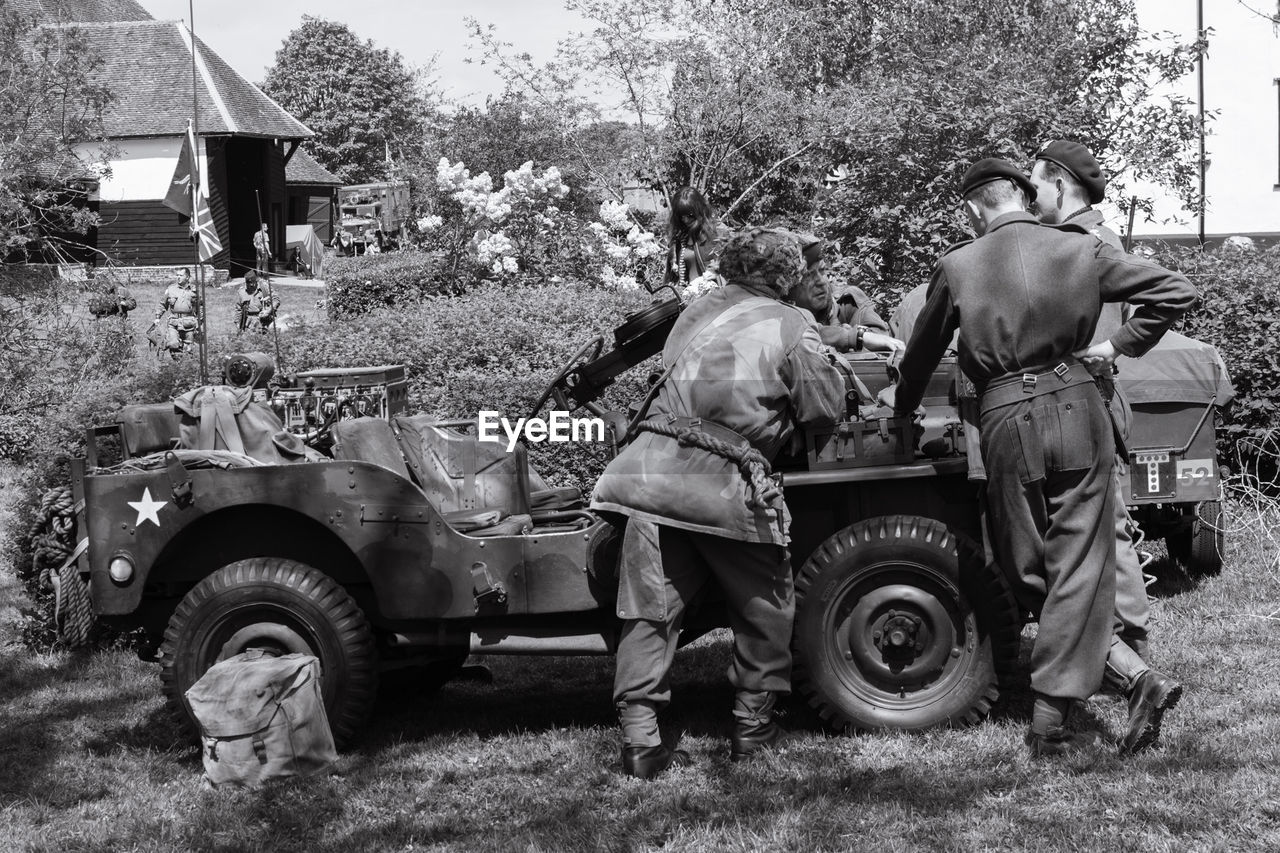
[592,227,846,779]
[236,270,280,333]
[154,269,201,356]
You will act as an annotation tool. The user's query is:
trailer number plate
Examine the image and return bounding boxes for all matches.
[1131,450,1174,499]
[1177,458,1215,486]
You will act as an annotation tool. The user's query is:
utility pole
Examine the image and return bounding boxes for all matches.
[1196,0,1206,246]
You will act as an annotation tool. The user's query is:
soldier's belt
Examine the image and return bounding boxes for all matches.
[979,360,1094,413]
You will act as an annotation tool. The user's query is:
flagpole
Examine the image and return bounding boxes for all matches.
[189,0,208,384]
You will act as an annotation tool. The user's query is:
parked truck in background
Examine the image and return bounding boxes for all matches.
[337,181,410,254]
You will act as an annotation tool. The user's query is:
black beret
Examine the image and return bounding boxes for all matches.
[1036,140,1105,204]
[960,158,1037,202]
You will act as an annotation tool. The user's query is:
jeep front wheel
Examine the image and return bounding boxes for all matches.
[159,558,377,747]
[792,515,1021,732]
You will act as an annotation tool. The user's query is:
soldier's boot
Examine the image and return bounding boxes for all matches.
[617,700,688,780]
[1024,726,1103,758]
[730,690,789,763]
[1024,694,1102,759]
[1107,636,1182,754]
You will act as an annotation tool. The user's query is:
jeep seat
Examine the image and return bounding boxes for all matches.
[329,418,411,480]
[116,402,181,458]
[390,414,533,535]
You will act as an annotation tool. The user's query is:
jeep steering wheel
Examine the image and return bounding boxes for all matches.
[526,335,605,421]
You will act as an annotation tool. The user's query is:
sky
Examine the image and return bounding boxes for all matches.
[136,0,586,104]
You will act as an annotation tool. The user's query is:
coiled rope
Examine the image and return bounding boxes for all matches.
[635,420,782,509]
[28,485,95,647]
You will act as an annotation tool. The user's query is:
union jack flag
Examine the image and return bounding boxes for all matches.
[162,122,223,262]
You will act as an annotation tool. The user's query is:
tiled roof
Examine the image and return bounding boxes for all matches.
[46,20,312,140]
[286,148,343,186]
[8,0,153,22]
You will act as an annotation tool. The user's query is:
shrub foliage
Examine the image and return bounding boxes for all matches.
[1150,244,1280,481]
[323,251,457,319]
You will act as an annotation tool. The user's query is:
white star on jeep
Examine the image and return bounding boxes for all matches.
[127,487,167,527]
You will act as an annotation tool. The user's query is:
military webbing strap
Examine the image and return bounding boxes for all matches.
[197,388,247,456]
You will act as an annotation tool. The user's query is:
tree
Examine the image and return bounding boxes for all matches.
[816,0,1205,300]
[0,6,113,260]
[468,0,1204,300]
[261,16,433,184]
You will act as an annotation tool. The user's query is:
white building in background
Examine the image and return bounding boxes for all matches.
[1125,0,1280,244]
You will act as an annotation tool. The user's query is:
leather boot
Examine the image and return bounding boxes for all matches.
[731,690,787,762]
[1025,726,1102,758]
[621,744,691,779]
[1121,668,1183,754]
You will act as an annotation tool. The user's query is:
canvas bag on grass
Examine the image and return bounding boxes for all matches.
[185,651,337,788]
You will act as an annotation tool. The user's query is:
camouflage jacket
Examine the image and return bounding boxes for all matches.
[161,284,198,317]
[592,282,845,544]
[237,285,278,314]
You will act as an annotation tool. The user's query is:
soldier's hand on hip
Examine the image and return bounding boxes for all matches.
[1072,340,1117,376]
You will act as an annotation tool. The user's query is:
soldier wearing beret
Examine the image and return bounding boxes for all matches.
[1029,140,1182,725]
[893,158,1196,757]
[593,227,845,778]
[789,233,905,356]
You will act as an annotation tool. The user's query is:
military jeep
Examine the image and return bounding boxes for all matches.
[71,290,1217,747]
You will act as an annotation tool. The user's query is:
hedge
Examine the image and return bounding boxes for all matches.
[324,250,459,319]
[1147,243,1280,482]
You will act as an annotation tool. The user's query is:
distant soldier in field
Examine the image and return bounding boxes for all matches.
[253,222,271,274]
[593,227,846,779]
[153,268,200,357]
[236,269,280,333]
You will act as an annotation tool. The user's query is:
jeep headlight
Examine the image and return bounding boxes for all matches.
[108,554,135,585]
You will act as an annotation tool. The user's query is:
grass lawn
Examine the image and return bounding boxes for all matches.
[2,455,1279,851]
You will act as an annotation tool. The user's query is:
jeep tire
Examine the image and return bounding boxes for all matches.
[792,515,1021,732]
[160,558,377,747]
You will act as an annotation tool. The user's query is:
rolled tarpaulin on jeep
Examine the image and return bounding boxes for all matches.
[1115,331,1235,406]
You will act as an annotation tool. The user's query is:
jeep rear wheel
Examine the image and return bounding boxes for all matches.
[160,558,377,747]
[792,515,1021,732]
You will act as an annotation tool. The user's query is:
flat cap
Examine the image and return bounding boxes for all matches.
[718,227,805,296]
[961,158,1037,201]
[1036,140,1105,204]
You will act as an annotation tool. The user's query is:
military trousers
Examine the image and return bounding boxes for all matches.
[979,377,1116,700]
[613,523,794,747]
[1112,472,1150,656]
[1099,377,1150,655]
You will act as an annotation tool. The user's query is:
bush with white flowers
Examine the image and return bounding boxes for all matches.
[405,156,666,291]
